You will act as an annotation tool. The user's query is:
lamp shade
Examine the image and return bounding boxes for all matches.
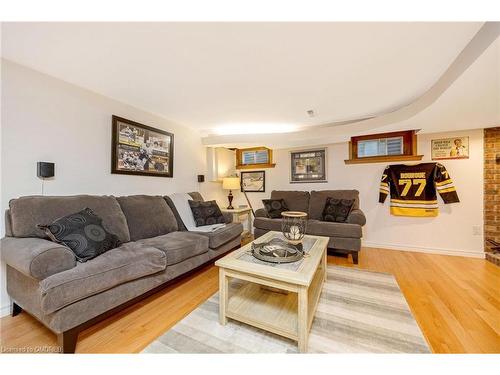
[222,177,240,190]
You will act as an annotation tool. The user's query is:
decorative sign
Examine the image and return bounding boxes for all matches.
[431,136,469,160]
[290,148,327,183]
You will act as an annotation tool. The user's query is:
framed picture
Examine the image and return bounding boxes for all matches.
[431,136,469,160]
[290,148,327,183]
[240,171,265,192]
[111,115,174,177]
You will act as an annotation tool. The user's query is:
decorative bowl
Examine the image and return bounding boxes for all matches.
[251,237,304,264]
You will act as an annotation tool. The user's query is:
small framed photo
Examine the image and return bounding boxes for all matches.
[290,148,327,183]
[111,115,174,177]
[240,171,265,192]
[431,136,469,160]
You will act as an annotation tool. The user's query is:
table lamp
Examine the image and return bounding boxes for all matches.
[222,176,240,209]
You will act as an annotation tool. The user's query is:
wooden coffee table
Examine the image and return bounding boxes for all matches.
[215,231,329,352]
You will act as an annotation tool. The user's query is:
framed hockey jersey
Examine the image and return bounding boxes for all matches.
[379,162,459,217]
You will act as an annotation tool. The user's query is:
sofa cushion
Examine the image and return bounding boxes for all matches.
[193,222,243,249]
[306,219,362,239]
[188,200,225,226]
[137,231,209,265]
[270,191,310,213]
[9,195,130,243]
[262,198,289,219]
[253,217,283,232]
[309,190,360,220]
[37,208,121,262]
[321,198,355,223]
[117,195,178,241]
[39,242,167,314]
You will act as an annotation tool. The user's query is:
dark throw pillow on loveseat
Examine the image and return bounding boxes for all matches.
[37,208,122,262]
[188,200,226,227]
[322,198,354,223]
[262,198,289,219]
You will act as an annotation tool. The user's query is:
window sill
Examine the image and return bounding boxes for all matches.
[344,155,424,165]
[236,163,276,169]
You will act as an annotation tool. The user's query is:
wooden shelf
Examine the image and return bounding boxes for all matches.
[236,163,276,169]
[344,155,424,165]
[227,282,299,340]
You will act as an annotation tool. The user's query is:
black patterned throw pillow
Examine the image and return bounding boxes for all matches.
[37,208,122,262]
[321,198,355,223]
[262,198,289,219]
[188,200,225,227]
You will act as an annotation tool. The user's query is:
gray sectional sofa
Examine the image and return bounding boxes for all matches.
[1,192,243,353]
[254,190,366,264]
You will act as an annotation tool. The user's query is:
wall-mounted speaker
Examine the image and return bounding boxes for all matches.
[37,162,55,178]
[197,174,205,183]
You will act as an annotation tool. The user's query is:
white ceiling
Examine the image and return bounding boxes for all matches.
[1,22,485,138]
[201,30,499,148]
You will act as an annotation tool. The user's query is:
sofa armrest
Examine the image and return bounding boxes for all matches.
[255,208,269,218]
[1,237,76,280]
[222,212,233,224]
[346,209,366,226]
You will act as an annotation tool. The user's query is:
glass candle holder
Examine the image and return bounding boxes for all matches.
[281,211,308,245]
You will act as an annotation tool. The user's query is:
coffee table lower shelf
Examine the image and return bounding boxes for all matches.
[219,262,325,352]
[226,282,299,340]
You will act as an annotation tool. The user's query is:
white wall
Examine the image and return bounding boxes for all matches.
[0,60,221,316]
[231,129,484,258]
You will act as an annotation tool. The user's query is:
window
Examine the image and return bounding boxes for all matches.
[242,149,269,165]
[345,130,423,164]
[357,136,403,158]
[236,147,276,169]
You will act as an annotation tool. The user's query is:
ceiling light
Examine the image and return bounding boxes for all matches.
[212,123,300,135]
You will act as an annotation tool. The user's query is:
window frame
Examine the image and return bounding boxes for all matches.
[235,146,276,169]
[346,130,423,164]
[357,136,404,158]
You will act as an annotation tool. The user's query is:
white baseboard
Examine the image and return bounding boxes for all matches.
[362,241,485,259]
[0,302,11,318]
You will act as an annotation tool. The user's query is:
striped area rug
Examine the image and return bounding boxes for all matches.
[142,266,431,353]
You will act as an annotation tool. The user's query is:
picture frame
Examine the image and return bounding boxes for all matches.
[240,170,265,192]
[290,148,327,183]
[111,115,174,177]
[431,136,469,160]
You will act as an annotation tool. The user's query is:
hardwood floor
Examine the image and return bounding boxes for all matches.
[1,246,499,353]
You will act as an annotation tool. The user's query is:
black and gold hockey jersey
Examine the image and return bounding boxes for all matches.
[379,163,459,217]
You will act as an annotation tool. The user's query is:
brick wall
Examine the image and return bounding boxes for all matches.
[484,127,500,252]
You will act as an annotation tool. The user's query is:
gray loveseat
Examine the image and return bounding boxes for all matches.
[1,192,242,353]
[254,190,366,264]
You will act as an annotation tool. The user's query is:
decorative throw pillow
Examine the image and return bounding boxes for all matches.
[262,198,289,219]
[321,198,355,223]
[188,200,225,227]
[37,208,122,262]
